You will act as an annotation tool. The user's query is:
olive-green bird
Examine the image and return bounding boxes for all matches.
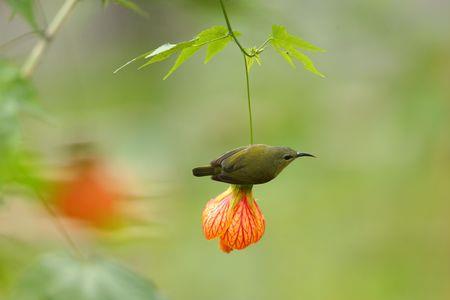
[192,144,315,185]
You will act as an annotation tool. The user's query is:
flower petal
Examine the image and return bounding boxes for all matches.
[222,196,265,250]
[202,188,234,240]
[219,238,233,253]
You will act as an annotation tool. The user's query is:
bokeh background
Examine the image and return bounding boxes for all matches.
[1,0,450,299]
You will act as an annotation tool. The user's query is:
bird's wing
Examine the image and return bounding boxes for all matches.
[210,146,248,167]
[221,147,250,173]
[212,173,236,184]
[221,144,268,174]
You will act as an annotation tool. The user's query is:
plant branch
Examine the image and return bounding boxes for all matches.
[21,0,79,78]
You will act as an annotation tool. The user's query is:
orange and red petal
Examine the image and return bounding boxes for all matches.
[202,189,234,240]
[219,238,233,253]
[221,196,265,251]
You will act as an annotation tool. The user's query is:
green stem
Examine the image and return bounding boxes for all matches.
[243,54,254,144]
[257,37,273,52]
[219,0,255,58]
[219,0,255,144]
[21,0,79,78]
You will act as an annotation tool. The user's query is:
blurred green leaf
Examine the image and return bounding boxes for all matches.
[102,0,148,17]
[0,60,37,110]
[5,0,39,31]
[12,253,162,300]
[271,25,325,77]
[0,60,44,192]
[0,59,36,150]
[115,26,234,79]
[0,238,36,297]
[0,148,43,192]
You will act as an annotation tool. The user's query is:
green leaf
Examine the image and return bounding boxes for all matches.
[290,48,325,78]
[272,25,324,52]
[138,40,196,69]
[163,46,201,80]
[272,25,289,42]
[0,59,42,117]
[271,40,295,68]
[0,59,37,140]
[6,0,39,31]
[12,253,161,300]
[204,36,233,63]
[0,147,43,192]
[113,50,154,74]
[271,25,325,77]
[115,25,234,78]
[0,60,45,191]
[196,26,229,43]
[163,26,233,78]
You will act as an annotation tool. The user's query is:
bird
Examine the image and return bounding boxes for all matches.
[192,144,315,185]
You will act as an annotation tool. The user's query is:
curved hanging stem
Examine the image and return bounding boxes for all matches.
[219,0,254,58]
[219,0,255,144]
[243,54,254,144]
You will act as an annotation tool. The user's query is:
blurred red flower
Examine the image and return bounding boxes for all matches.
[53,156,121,227]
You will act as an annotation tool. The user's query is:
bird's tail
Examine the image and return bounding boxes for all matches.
[192,166,217,177]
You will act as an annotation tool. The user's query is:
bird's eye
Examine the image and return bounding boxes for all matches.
[283,155,293,160]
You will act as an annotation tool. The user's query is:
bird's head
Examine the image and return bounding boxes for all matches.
[271,146,315,176]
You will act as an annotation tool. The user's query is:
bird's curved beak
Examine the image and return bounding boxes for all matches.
[296,152,316,158]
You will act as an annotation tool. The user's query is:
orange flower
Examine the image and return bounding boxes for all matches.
[202,185,265,253]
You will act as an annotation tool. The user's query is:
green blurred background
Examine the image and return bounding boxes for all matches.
[1,0,450,299]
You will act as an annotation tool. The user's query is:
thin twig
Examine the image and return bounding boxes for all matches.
[0,31,39,52]
[34,190,85,260]
[21,0,79,78]
[36,0,48,28]
[257,37,273,52]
